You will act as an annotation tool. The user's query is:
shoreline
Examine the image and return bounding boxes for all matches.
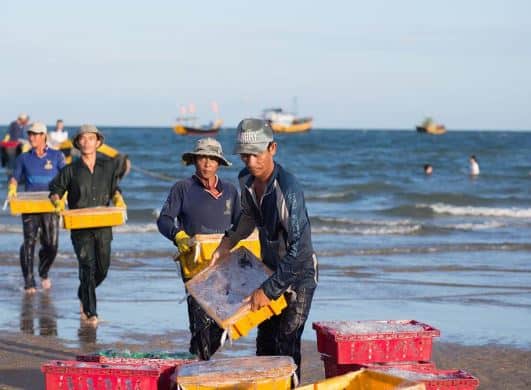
[1,331,529,389]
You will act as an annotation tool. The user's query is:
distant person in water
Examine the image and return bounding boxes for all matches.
[469,155,480,176]
[424,164,433,176]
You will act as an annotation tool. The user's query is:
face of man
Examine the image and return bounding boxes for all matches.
[56,121,64,131]
[240,143,277,181]
[194,155,220,180]
[78,133,100,155]
[27,131,46,149]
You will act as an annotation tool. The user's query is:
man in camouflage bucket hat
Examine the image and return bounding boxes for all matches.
[213,118,318,382]
[157,137,241,360]
[49,124,126,326]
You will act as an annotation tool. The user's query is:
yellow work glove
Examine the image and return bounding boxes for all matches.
[50,197,65,213]
[50,195,65,213]
[2,134,10,142]
[7,182,17,199]
[174,231,192,254]
[112,192,126,208]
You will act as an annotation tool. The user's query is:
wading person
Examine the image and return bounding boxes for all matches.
[2,113,31,176]
[212,118,318,381]
[157,137,240,360]
[8,122,65,293]
[49,125,126,325]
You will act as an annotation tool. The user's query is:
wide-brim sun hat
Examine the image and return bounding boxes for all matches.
[182,137,231,166]
[233,118,274,155]
[73,124,105,150]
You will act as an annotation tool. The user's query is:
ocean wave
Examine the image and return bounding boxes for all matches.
[114,223,159,233]
[426,203,531,218]
[449,221,506,230]
[306,191,358,202]
[311,217,421,235]
[318,242,531,257]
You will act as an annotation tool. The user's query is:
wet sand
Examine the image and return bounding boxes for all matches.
[1,330,530,389]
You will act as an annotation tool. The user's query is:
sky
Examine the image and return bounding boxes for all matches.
[1,0,530,129]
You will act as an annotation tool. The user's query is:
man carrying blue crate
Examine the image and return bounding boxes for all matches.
[157,137,241,360]
[212,119,318,382]
[49,125,126,326]
[7,122,66,294]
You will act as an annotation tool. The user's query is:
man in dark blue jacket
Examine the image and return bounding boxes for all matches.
[157,137,241,360]
[213,118,317,381]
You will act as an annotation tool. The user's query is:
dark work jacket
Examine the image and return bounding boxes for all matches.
[226,163,318,300]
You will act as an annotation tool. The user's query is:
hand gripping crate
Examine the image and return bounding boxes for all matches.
[62,206,126,229]
[313,320,440,364]
[296,369,426,390]
[321,353,435,379]
[369,367,479,390]
[176,356,296,390]
[178,230,260,280]
[9,191,65,215]
[76,352,196,390]
[185,247,287,341]
[41,360,160,390]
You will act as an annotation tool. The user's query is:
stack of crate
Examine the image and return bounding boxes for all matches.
[313,320,480,390]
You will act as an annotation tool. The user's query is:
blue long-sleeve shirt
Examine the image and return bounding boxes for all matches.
[226,163,318,300]
[13,147,65,191]
[157,175,241,241]
[7,121,29,141]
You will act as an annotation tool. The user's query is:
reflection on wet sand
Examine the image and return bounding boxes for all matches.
[19,292,58,337]
[78,322,98,345]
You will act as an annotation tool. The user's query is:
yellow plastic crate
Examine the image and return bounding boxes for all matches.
[179,231,260,280]
[176,356,295,390]
[62,207,126,229]
[9,192,64,215]
[297,369,425,390]
[185,248,287,341]
[225,293,287,340]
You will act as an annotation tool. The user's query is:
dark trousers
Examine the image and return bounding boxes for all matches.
[20,213,59,289]
[71,228,112,318]
[256,287,315,382]
[186,295,224,360]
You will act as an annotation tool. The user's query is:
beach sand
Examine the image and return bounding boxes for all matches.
[1,330,529,389]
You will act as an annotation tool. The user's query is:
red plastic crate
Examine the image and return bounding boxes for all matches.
[321,354,435,378]
[313,320,440,364]
[370,367,479,390]
[75,355,195,389]
[41,360,159,389]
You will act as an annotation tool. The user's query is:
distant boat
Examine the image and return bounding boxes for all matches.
[173,119,223,136]
[173,102,222,136]
[262,108,313,133]
[416,117,446,135]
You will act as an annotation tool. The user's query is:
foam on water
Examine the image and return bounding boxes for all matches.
[426,203,531,218]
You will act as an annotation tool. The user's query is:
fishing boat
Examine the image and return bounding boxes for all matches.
[173,102,223,136]
[416,117,446,135]
[262,108,313,133]
[173,118,223,136]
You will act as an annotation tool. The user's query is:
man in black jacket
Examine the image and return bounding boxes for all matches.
[49,125,126,326]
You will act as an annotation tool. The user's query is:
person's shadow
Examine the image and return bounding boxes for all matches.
[19,292,58,336]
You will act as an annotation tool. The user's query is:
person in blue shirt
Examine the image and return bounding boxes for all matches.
[8,122,66,294]
[212,119,318,382]
[2,113,31,176]
[157,137,241,360]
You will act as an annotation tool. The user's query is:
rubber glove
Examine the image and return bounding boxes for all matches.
[7,182,17,199]
[112,192,126,208]
[50,196,64,213]
[174,231,192,254]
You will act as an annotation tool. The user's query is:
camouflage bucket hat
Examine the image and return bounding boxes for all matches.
[182,137,231,166]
